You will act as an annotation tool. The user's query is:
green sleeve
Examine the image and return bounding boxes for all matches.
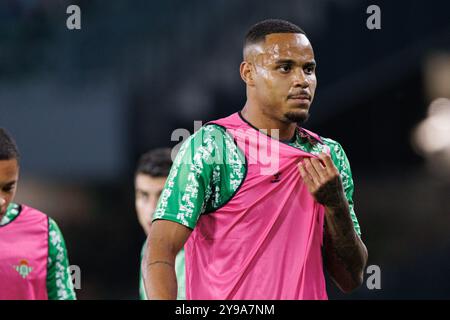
[323,138,362,237]
[47,218,76,300]
[153,124,245,229]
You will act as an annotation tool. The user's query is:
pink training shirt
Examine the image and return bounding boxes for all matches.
[184,112,329,300]
[0,205,49,300]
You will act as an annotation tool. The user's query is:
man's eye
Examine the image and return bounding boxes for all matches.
[3,187,13,193]
[278,65,292,73]
[304,66,315,74]
[136,193,147,200]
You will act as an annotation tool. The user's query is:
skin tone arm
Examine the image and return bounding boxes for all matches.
[298,153,368,293]
[142,220,192,300]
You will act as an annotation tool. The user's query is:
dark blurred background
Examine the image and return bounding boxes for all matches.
[1,0,449,299]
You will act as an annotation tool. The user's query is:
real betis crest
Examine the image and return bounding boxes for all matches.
[14,259,33,279]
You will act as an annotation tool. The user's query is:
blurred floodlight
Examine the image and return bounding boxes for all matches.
[413,98,450,154]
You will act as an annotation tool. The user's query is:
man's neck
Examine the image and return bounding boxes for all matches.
[241,102,297,141]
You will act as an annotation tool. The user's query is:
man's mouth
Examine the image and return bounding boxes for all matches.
[288,93,311,101]
[288,94,311,106]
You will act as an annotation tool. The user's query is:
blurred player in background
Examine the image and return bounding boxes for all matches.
[134,148,185,300]
[0,128,76,300]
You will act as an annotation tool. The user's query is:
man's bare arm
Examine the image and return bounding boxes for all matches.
[142,219,192,300]
[322,201,368,293]
[298,153,368,293]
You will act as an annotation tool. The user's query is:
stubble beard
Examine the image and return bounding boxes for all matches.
[284,109,310,126]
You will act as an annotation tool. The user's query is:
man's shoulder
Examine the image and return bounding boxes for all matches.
[319,136,352,171]
[301,132,349,164]
[179,122,235,154]
[320,136,344,151]
[298,128,342,150]
[172,122,240,171]
[22,205,63,231]
[188,123,229,140]
[18,204,50,221]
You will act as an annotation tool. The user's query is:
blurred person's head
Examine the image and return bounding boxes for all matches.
[134,148,172,235]
[0,128,20,217]
[241,19,316,125]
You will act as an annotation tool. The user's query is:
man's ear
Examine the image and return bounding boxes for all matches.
[240,61,255,86]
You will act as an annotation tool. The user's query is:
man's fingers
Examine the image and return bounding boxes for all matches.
[310,157,327,180]
[318,152,333,167]
[302,158,321,187]
[298,161,315,190]
[318,152,337,175]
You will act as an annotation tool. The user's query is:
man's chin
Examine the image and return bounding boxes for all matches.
[284,110,310,125]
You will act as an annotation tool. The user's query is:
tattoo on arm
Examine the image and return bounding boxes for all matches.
[147,260,174,268]
[314,175,346,208]
[324,223,362,285]
[323,204,367,291]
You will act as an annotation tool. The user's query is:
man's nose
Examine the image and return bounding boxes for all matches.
[0,197,6,207]
[292,69,309,88]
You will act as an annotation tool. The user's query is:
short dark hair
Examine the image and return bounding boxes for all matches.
[0,128,20,161]
[245,19,306,47]
[135,148,173,178]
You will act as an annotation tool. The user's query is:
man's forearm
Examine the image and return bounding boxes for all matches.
[142,239,178,300]
[297,154,368,293]
[323,201,368,293]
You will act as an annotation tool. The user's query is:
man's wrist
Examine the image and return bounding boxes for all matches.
[324,197,349,213]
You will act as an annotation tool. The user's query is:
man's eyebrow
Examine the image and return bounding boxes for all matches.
[303,61,316,67]
[1,181,17,187]
[273,59,316,67]
[274,59,296,65]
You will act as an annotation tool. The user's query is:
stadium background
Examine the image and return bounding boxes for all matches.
[1,0,450,299]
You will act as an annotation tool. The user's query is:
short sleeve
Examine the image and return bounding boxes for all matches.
[47,218,77,300]
[323,139,362,237]
[152,125,226,229]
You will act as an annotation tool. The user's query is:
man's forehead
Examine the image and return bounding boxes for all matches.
[246,33,314,62]
[136,174,166,188]
[0,160,19,177]
[264,33,311,48]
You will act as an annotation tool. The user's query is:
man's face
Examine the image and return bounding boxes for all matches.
[134,173,166,235]
[245,33,317,124]
[0,159,19,217]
